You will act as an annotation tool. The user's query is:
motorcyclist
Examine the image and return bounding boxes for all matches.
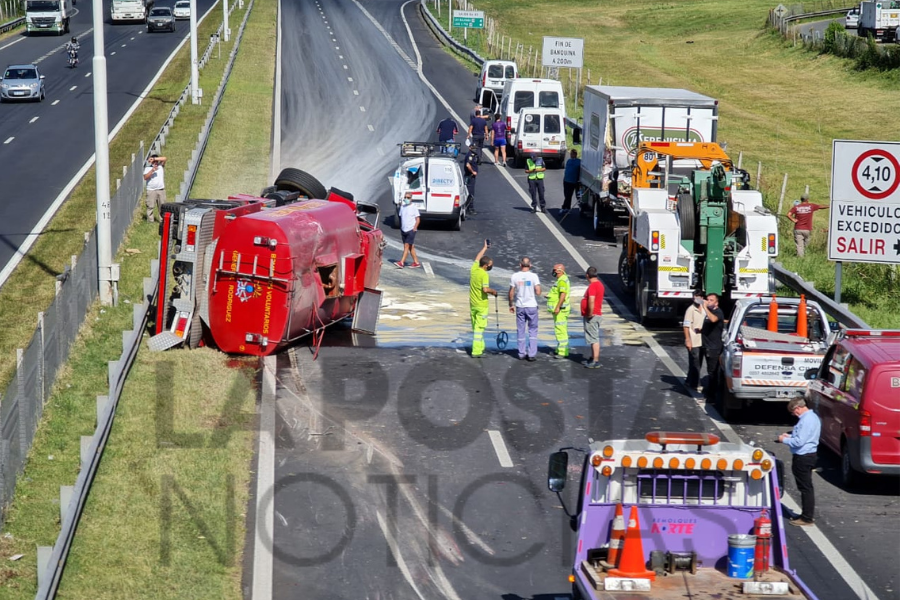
[65,37,80,66]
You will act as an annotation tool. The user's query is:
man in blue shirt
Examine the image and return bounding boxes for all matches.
[436,116,458,143]
[778,396,821,526]
[561,149,581,213]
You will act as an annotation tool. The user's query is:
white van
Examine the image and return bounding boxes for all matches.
[476,60,518,104]
[512,107,567,168]
[497,79,565,148]
[390,142,468,231]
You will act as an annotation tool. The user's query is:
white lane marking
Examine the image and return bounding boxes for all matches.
[85,72,91,77]
[347,77,353,82]
[270,0,283,179]
[423,261,434,278]
[69,86,77,91]
[111,51,117,55]
[121,44,126,47]
[338,55,343,59]
[332,37,336,42]
[51,100,60,106]
[350,0,416,69]
[0,37,26,51]
[343,64,348,70]
[32,27,94,66]
[359,106,366,112]
[488,430,513,468]
[335,45,339,49]
[367,124,374,132]
[29,117,39,124]
[252,355,276,600]
[375,511,429,600]
[403,7,882,600]
[353,90,359,95]
[130,36,135,40]
[3,137,13,145]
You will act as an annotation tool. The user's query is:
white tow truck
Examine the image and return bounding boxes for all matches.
[390,142,468,231]
[719,296,833,419]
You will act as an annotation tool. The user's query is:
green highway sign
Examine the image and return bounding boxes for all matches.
[452,10,484,28]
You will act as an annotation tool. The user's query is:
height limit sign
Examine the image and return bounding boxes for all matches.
[829,140,900,265]
[542,37,584,68]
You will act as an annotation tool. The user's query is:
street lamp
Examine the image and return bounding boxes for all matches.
[92,0,114,304]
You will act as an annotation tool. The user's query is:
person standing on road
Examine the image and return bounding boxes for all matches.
[490,113,508,166]
[546,263,571,358]
[682,290,706,392]
[464,146,480,215]
[436,115,459,155]
[700,293,725,403]
[470,241,498,358]
[394,193,421,269]
[581,267,604,368]
[468,111,489,164]
[526,156,546,213]
[787,193,828,258]
[561,149,581,214]
[778,396,821,527]
[509,257,542,361]
[143,154,167,223]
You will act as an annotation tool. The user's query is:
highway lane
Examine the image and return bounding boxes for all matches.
[270,1,898,598]
[0,0,218,275]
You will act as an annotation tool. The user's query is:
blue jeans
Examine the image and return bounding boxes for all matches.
[516,306,539,358]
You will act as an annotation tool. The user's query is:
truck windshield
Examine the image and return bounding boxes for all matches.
[26,0,59,10]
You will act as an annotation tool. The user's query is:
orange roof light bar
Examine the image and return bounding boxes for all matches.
[645,431,720,450]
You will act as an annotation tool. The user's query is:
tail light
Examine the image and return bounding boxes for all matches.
[859,410,872,436]
[732,349,742,379]
[651,230,660,251]
[173,311,190,338]
[482,73,486,87]
[506,116,512,130]
[517,140,523,150]
[453,195,460,207]
[768,233,777,254]
[186,224,198,252]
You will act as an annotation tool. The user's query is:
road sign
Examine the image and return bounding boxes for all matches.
[773,3,788,18]
[452,10,484,28]
[542,36,584,68]
[828,140,900,265]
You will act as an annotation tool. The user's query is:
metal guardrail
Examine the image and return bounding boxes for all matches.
[771,262,870,328]
[770,6,852,34]
[0,16,24,34]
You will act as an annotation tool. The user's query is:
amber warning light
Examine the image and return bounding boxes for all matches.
[645,431,720,450]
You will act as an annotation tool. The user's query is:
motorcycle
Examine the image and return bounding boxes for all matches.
[67,48,78,68]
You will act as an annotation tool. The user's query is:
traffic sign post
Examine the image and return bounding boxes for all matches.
[829,140,900,302]
[452,10,484,28]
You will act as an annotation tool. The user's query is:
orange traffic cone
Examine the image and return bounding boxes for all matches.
[796,294,808,338]
[767,295,779,332]
[607,503,626,568]
[607,506,656,581]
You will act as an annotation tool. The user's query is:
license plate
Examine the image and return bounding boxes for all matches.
[549,141,560,145]
[775,390,796,398]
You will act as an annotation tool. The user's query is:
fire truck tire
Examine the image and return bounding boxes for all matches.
[274,168,327,199]
[677,192,696,240]
[188,312,204,349]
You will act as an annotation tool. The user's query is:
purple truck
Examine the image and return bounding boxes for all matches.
[547,431,819,599]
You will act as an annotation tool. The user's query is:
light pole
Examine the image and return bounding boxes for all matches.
[190,0,201,103]
[223,0,229,42]
[92,0,114,304]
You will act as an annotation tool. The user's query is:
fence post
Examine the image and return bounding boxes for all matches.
[778,173,789,215]
[756,161,763,191]
[737,151,743,169]
[37,312,45,405]
[15,348,27,464]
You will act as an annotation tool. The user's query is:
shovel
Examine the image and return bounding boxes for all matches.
[495,296,509,350]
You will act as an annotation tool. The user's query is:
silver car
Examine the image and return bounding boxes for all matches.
[173,0,190,19]
[0,64,45,102]
[147,6,176,32]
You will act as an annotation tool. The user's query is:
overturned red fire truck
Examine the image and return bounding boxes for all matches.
[149,169,384,356]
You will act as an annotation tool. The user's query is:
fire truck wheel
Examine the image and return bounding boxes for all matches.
[274,168,327,199]
[188,312,203,349]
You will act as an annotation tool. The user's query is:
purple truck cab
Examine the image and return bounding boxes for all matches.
[548,432,819,599]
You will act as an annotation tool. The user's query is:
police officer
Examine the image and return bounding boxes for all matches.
[465,145,480,215]
[526,156,546,213]
[546,263,571,358]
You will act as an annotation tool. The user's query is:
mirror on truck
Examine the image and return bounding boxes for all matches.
[547,451,569,492]
[572,126,582,145]
[804,368,818,381]
[829,321,841,332]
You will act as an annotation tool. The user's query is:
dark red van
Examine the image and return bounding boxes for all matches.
[806,330,900,486]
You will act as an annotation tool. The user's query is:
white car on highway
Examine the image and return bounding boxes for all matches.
[846,6,860,28]
[173,0,191,19]
[390,142,468,231]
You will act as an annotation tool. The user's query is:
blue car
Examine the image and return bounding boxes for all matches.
[0,64,45,102]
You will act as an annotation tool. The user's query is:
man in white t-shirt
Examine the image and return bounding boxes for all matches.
[394,193,421,269]
[509,257,542,361]
[142,154,167,223]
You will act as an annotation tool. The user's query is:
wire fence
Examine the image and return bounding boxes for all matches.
[0,146,145,526]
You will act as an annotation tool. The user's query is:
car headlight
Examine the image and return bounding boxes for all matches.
[0,83,8,89]
[30,83,38,89]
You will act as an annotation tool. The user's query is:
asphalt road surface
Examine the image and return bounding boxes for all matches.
[267,2,899,599]
[0,0,217,275]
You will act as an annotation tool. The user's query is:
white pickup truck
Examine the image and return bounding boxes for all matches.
[719,297,833,419]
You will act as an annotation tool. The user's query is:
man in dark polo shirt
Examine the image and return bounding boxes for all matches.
[700,293,725,404]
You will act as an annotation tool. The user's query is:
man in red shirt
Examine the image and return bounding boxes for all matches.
[581,266,604,368]
[787,193,828,257]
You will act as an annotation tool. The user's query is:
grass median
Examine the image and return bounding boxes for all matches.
[0,0,276,595]
[436,0,900,326]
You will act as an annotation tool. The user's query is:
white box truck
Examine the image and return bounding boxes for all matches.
[858,1,900,42]
[575,86,720,236]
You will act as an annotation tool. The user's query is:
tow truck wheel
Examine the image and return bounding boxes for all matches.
[635,260,649,325]
[618,250,634,293]
[840,440,860,488]
[274,168,328,199]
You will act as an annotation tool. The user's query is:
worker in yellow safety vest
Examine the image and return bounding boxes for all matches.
[469,240,499,357]
[526,156,546,213]
[546,263,570,357]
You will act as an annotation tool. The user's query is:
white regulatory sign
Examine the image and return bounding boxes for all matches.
[542,36,584,68]
[829,140,900,265]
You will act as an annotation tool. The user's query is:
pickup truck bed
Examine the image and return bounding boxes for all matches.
[580,561,806,599]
